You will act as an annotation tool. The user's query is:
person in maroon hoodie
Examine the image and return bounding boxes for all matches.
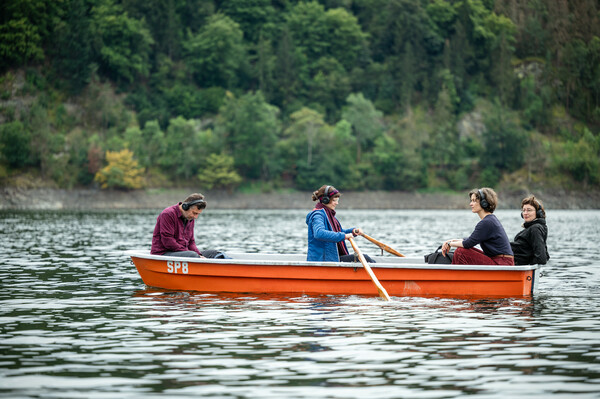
[151,193,225,258]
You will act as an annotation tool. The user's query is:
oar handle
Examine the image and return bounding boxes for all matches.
[349,237,391,301]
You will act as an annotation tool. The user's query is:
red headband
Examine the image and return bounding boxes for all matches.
[320,189,339,201]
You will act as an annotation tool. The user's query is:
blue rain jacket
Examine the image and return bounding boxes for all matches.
[306,209,354,262]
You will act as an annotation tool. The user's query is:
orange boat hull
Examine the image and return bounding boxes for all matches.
[127,251,539,298]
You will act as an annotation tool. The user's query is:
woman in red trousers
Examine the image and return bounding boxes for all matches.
[441,188,514,266]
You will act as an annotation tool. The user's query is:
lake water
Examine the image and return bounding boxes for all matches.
[1,209,599,398]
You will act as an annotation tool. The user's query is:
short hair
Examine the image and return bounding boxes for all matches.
[183,193,207,210]
[311,185,341,202]
[468,187,498,213]
[521,195,545,218]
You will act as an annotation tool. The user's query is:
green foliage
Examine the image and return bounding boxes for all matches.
[517,76,545,128]
[139,120,166,169]
[283,1,368,115]
[51,0,94,92]
[481,106,528,174]
[183,14,246,88]
[321,7,369,70]
[479,166,500,187]
[164,84,225,119]
[517,14,548,58]
[26,101,53,173]
[215,91,280,180]
[91,0,154,83]
[122,0,188,60]
[342,93,384,163]
[157,116,219,180]
[1,0,599,191]
[371,134,423,190]
[220,0,278,43]
[361,0,443,108]
[294,118,361,190]
[437,69,461,113]
[0,18,43,68]
[0,0,58,70]
[125,87,171,129]
[420,87,466,189]
[559,37,600,123]
[286,2,330,68]
[307,57,351,121]
[0,163,7,181]
[426,0,458,37]
[82,82,135,133]
[66,129,96,187]
[0,121,31,168]
[197,153,242,190]
[551,128,600,186]
[283,107,326,170]
[94,149,145,189]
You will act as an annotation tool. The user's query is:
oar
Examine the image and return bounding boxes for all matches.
[362,233,405,257]
[348,237,391,301]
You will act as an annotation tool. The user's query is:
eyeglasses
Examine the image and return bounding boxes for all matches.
[522,208,535,213]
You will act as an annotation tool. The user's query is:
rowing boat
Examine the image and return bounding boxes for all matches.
[126,250,540,298]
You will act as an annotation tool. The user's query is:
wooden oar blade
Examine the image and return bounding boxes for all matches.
[363,234,405,257]
[364,267,391,301]
[348,237,391,301]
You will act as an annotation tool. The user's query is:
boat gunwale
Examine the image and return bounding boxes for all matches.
[125,250,540,272]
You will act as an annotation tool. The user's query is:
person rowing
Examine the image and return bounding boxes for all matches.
[305,185,375,263]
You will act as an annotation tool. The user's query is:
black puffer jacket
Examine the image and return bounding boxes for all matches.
[510,218,549,265]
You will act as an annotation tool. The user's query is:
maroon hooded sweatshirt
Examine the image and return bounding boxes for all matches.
[151,203,200,255]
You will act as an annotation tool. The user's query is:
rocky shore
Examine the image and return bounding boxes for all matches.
[1,186,598,210]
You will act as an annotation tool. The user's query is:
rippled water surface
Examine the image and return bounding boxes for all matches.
[1,209,600,398]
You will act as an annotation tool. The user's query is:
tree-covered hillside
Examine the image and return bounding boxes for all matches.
[0,0,598,191]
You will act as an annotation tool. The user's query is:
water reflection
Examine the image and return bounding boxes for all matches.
[1,210,600,398]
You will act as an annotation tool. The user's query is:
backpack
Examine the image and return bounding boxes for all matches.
[424,245,453,264]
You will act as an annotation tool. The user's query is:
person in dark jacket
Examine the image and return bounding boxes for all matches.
[441,188,514,265]
[306,185,374,263]
[510,195,549,265]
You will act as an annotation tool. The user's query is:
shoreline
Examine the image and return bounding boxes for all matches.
[1,187,598,210]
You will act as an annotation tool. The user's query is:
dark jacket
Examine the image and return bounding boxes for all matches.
[510,218,549,265]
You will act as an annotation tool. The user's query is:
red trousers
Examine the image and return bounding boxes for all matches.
[451,247,514,266]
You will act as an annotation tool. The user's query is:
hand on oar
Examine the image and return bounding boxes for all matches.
[344,228,364,240]
[362,234,405,257]
[348,237,391,301]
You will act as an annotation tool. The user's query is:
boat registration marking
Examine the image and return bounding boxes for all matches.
[167,261,188,274]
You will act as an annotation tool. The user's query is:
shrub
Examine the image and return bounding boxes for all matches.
[197,153,242,190]
[94,149,145,189]
[0,121,31,168]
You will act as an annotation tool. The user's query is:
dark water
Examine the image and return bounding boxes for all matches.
[1,209,599,398]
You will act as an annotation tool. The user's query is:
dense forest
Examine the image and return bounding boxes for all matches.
[0,0,599,193]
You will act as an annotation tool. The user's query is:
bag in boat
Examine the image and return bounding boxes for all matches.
[424,245,453,264]
[200,249,231,259]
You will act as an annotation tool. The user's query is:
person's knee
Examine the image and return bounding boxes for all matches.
[163,251,199,258]
[451,247,467,264]
[182,251,200,258]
